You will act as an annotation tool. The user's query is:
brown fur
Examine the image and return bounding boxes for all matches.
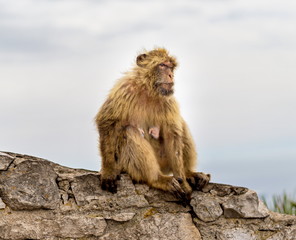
[95,48,210,201]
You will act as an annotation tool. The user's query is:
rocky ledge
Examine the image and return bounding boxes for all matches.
[0,152,295,240]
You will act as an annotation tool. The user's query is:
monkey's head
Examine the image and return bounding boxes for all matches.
[136,48,178,96]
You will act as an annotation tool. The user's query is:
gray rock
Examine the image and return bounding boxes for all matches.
[71,173,149,210]
[0,152,14,170]
[266,226,296,240]
[191,192,223,222]
[100,213,201,240]
[92,194,149,211]
[217,228,257,240]
[0,198,5,209]
[202,182,248,196]
[222,190,270,218]
[0,211,107,239]
[0,160,60,210]
[71,173,103,206]
[57,215,107,238]
[104,212,136,222]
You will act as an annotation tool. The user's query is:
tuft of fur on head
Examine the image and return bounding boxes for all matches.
[134,48,178,96]
[136,48,178,70]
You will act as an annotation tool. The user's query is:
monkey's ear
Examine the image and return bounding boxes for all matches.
[136,54,148,67]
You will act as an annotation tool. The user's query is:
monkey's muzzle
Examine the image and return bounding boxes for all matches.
[157,82,174,96]
[159,82,174,91]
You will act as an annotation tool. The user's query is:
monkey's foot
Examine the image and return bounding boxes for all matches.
[153,176,191,203]
[171,177,192,205]
[99,174,121,194]
[187,172,211,191]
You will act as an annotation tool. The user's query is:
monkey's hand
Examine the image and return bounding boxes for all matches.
[186,172,211,191]
[148,126,160,139]
[100,173,121,194]
[137,127,145,138]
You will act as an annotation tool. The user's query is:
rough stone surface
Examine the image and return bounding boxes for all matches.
[100,213,201,240]
[0,198,5,209]
[0,151,295,240]
[217,228,257,240]
[0,211,107,239]
[191,192,223,222]
[0,152,14,170]
[0,158,60,210]
[222,190,270,219]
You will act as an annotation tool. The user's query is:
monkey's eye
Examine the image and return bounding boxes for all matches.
[159,63,166,68]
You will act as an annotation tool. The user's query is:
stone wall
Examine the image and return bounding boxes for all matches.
[0,152,295,240]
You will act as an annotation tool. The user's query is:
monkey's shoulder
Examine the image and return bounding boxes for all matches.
[111,77,140,93]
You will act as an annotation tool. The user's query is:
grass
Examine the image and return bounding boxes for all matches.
[261,192,296,216]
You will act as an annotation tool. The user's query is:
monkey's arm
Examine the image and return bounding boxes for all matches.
[95,96,126,193]
[96,86,143,193]
[97,123,122,193]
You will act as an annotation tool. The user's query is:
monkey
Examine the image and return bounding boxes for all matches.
[95,48,210,202]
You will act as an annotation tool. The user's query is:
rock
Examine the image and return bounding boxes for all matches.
[0,159,60,210]
[57,215,107,238]
[191,192,223,222]
[104,212,136,222]
[0,198,5,209]
[217,228,257,240]
[0,152,14,170]
[0,211,107,239]
[222,190,270,218]
[202,182,248,196]
[70,173,103,206]
[71,173,149,210]
[100,213,201,240]
[0,152,295,240]
[266,225,296,240]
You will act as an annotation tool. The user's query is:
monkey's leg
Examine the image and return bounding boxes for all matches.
[120,126,188,200]
[99,128,121,193]
[182,121,211,190]
[161,125,193,199]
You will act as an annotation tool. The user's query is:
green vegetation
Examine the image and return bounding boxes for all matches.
[261,192,296,216]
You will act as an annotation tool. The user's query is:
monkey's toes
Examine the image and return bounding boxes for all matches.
[101,178,118,194]
[187,172,211,191]
[196,172,211,190]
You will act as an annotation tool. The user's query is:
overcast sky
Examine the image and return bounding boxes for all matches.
[0,0,295,199]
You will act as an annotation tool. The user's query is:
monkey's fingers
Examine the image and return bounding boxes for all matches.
[171,178,191,204]
[138,128,145,138]
[148,126,160,139]
[195,173,211,190]
[198,176,208,189]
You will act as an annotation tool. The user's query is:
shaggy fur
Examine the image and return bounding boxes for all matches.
[95,48,210,200]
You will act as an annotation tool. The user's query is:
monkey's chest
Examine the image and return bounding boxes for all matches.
[139,103,168,125]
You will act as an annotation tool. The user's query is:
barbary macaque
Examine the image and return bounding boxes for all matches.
[95,48,210,201]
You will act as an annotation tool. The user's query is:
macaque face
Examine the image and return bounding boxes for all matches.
[136,51,177,96]
[155,61,175,96]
